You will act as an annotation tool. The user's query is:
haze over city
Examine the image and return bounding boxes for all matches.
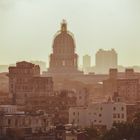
[1,0,140,66]
[1,0,140,139]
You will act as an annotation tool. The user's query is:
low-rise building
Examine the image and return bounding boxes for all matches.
[69,100,127,129]
[0,111,52,136]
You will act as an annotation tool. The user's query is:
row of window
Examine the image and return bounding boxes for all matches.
[73,107,124,116]
[113,106,124,111]
[72,119,102,124]
[7,118,48,126]
[113,113,125,119]
[73,112,125,119]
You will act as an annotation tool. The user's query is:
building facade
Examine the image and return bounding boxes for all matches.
[95,49,118,74]
[76,88,89,107]
[0,112,52,136]
[69,101,127,129]
[8,61,53,105]
[103,68,140,102]
[117,79,139,102]
[0,105,17,114]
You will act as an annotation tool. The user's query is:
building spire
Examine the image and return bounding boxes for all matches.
[61,19,67,32]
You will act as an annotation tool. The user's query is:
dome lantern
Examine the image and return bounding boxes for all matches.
[61,19,67,32]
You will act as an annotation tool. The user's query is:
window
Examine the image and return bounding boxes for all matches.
[73,112,75,116]
[29,118,31,125]
[121,107,124,111]
[113,121,116,124]
[15,119,18,126]
[118,114,120,118]
[72,119,75,123]
[22,118,25,126]
[113,114,116,118]
[99,114,102,117]
[113,107,116,111]
[122,114,124,119]
[8,119,11,125]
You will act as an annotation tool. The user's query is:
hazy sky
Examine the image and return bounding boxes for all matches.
[0,0,140,66]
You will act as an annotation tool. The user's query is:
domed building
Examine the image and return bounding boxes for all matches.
[48,20,82,75]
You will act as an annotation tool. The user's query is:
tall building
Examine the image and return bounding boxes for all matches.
[83,55,91,74]
[83,55,91,68]
[8,61,53,105]
[95,49,118,74]
[48,20,82,75]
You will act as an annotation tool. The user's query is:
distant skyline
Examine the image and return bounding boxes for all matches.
[0,0,140,66]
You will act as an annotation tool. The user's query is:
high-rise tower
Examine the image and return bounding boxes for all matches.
[95,49,118,74]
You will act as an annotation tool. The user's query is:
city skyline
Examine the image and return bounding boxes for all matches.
[0,1,140,139]
[1,0,140,66]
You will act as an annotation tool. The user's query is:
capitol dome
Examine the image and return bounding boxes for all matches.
[52,20,75,54]
[48,20,81,75]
